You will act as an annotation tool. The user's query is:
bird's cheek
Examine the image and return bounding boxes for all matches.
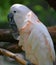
[14,15,19,22]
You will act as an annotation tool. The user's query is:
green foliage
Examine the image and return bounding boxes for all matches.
[0,0,10,22]
[33,5,44,11]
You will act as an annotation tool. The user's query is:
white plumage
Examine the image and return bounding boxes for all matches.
[9,4,55,65]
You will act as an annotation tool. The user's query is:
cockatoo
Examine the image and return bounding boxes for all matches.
[8,4,55,65]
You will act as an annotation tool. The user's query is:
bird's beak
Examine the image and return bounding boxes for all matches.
[7,13,18,33]
[8,13,14,25]
[7,13,20,39]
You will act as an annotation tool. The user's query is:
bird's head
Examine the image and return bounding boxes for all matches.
[8,4,30,30]
[8,4,38,40]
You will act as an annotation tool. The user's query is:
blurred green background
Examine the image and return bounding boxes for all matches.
[0,0,56,29]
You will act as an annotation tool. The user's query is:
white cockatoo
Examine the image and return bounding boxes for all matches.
[8,4,55,65]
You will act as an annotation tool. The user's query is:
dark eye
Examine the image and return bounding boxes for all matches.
[13,11,16,13]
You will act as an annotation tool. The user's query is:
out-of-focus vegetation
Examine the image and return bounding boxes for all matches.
[0,0,56,28]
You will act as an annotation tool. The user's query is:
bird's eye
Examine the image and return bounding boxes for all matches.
[13,11,16,13]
